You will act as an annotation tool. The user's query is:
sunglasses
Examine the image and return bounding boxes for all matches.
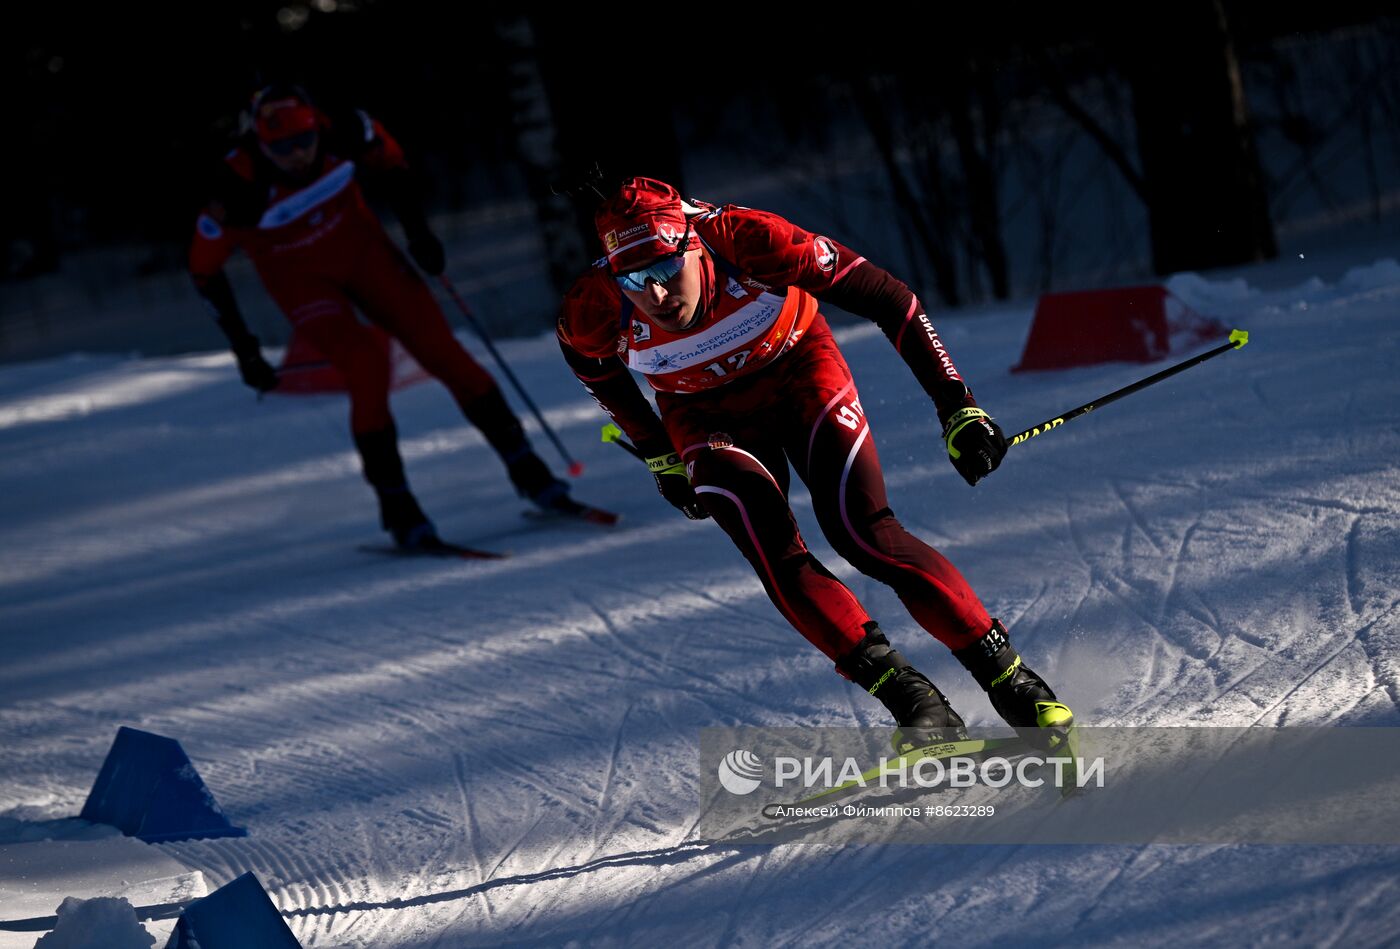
[262,129,318,157]
[615,225,692,292]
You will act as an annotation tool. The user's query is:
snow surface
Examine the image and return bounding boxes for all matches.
[0,830,205,948]
[1,256,1398,946]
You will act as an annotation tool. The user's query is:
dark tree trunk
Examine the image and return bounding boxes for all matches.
[492,15,590,297]
[852,77,962,308]
[527,13,685,263]
[1121,1,1277,274]
[945,59,1011,299]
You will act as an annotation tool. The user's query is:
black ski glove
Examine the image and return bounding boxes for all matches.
[233,339,279,393]
[942,407,1006,486]
[406,229,445,276]
[644,447,709,520]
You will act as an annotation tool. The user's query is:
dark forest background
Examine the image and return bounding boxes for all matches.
[3,2,1398,349]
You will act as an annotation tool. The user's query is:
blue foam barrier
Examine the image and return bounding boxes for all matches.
[169,872,301,948]
[79,726,246,842]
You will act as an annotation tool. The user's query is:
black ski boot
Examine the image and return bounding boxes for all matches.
[354,425,439,549]
[953,619,1073,752]
[462,388,570,512]
[377,486,439,549]
[837,622,968,755]
[506,448,571,512]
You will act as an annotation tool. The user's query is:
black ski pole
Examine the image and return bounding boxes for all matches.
[1008,329,1249,448]
[437,274,584,476]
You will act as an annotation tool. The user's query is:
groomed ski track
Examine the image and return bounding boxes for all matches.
[2,259,1398,946]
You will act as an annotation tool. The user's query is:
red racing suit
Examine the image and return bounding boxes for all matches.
[188,107,496,434]
[558,204,994,661]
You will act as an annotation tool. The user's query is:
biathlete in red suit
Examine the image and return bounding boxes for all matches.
[557,177,1073,750]
[190,84,572,547]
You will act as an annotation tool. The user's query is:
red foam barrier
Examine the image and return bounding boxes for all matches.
[274,326,429,394]
[1013,285,1225,372]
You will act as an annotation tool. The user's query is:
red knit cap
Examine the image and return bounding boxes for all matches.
[595,177,695,273]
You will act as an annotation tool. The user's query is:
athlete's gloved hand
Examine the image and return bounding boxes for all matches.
[406,230,445,276]
[942,406,1006,486]
[232,339,279,393]
[644,447,709,520]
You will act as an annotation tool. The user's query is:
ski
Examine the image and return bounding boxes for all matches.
[524,497,621,526]
[358,539,507,560]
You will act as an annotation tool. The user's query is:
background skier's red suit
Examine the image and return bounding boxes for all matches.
[189,111,495,433]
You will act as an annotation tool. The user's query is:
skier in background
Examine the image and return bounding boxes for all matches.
[557,177,1073,751]
[189,83,576,548]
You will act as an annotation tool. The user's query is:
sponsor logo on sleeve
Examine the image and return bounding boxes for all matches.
[604,231,619,252]
[814,236,838,272]
[918,314,960,380]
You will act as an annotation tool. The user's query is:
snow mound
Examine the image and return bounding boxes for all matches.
[33,897,154,949]
[1339,258,1400,291]
[1164,272,1258,310]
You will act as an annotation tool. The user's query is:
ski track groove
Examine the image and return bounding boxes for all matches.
[1002,579,1051,633]
[594,599,802,719]
[919,843,1041,930]
[1110,479,1164,555]
[1350,601,1400,716]
[577,594,655,665]
[1071,844,1145,934]
[486,808,547,886]
[774,849,899,947]
[1318,874,1400,949]
[350,822,395,948]
[488,752,600,818]
[519,646,652,691]
[1156,517,1200,627]
[1345,514,1364,617]
[585,698,638,865]
[573,592,702,694]
[455,751,496,922]
[1236,492,1390,517]
[622,848,759,946]
[1249,376,1273,412]
[674,579,785,638]
[558,588,751,704]
[711,848,773,946]
[1247,635,1367,726]
[1060,493,1102,658]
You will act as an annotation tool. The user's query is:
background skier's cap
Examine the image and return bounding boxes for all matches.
[251,89,319,143]
[595,177,697,273]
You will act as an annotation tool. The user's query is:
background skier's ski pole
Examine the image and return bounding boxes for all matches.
[1008,329,1249,448]
[437,274,584,476]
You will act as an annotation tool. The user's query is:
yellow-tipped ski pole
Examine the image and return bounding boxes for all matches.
[1008,329,1249,448]
[600,422,645,460]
